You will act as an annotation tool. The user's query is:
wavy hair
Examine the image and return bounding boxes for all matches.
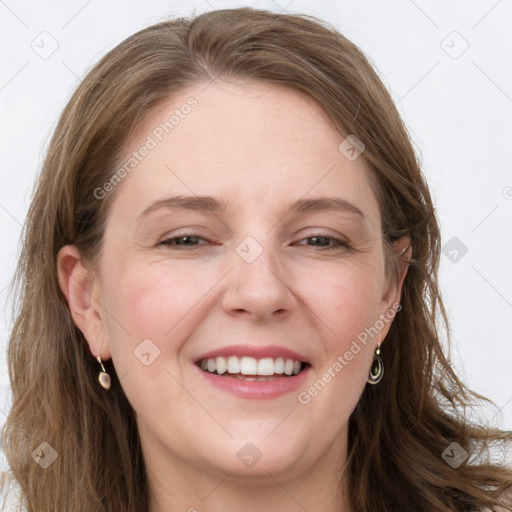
[2,7,511,511]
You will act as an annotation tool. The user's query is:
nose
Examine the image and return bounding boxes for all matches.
[221,238,297,322]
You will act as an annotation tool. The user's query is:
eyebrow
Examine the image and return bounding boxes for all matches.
[138,195,365,219]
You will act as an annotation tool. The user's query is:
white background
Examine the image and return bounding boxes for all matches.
[1,0,512,479]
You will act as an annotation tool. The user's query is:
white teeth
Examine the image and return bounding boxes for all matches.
[198,355,304,376]
[227,355,240,374]
[240,356,258,375]
[216,357,227,375]
[257,357,274,376]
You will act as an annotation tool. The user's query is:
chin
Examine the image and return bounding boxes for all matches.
[195,429,309,479]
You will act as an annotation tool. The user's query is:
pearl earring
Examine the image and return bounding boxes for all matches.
[97,356,111,390]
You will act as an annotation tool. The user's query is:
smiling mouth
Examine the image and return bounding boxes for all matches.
[195,355,309,380]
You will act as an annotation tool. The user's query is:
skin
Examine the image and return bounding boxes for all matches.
[58,80,411,512]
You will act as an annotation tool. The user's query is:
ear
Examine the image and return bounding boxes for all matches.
[56,245,111,361]
[380,235,412,316]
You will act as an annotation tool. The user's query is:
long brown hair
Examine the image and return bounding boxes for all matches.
[2,7,511,511]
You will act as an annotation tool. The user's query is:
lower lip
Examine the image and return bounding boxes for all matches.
[194,363,310,400]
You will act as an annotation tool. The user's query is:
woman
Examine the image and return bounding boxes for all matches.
[1,7,511,512]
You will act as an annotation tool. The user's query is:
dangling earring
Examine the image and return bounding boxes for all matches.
[97,356,111,390]
[367,343,384,385]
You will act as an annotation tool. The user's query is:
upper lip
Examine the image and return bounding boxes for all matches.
[194,344,310,364]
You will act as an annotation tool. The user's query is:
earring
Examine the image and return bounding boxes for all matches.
[97,356,111,390]
[367,344,384,385]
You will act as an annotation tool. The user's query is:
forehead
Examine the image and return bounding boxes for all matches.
[109,79,381,228]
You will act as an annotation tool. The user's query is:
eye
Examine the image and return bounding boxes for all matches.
[293,235,352,251]
[158,233,211,248]
[158,231,352,251]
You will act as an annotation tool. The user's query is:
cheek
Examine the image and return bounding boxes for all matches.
[107,266,186,334]
[101,259,219,359]
[303,261,383,403]
[100,262,199,405]
[306,260,384,339]
[297,267,382,426]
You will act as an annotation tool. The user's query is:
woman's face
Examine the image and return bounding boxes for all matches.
[61,80,408,487]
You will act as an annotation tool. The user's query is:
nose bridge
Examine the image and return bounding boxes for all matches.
[222,229,296,319]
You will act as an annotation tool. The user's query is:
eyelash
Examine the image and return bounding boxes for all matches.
[158,231,352,251]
